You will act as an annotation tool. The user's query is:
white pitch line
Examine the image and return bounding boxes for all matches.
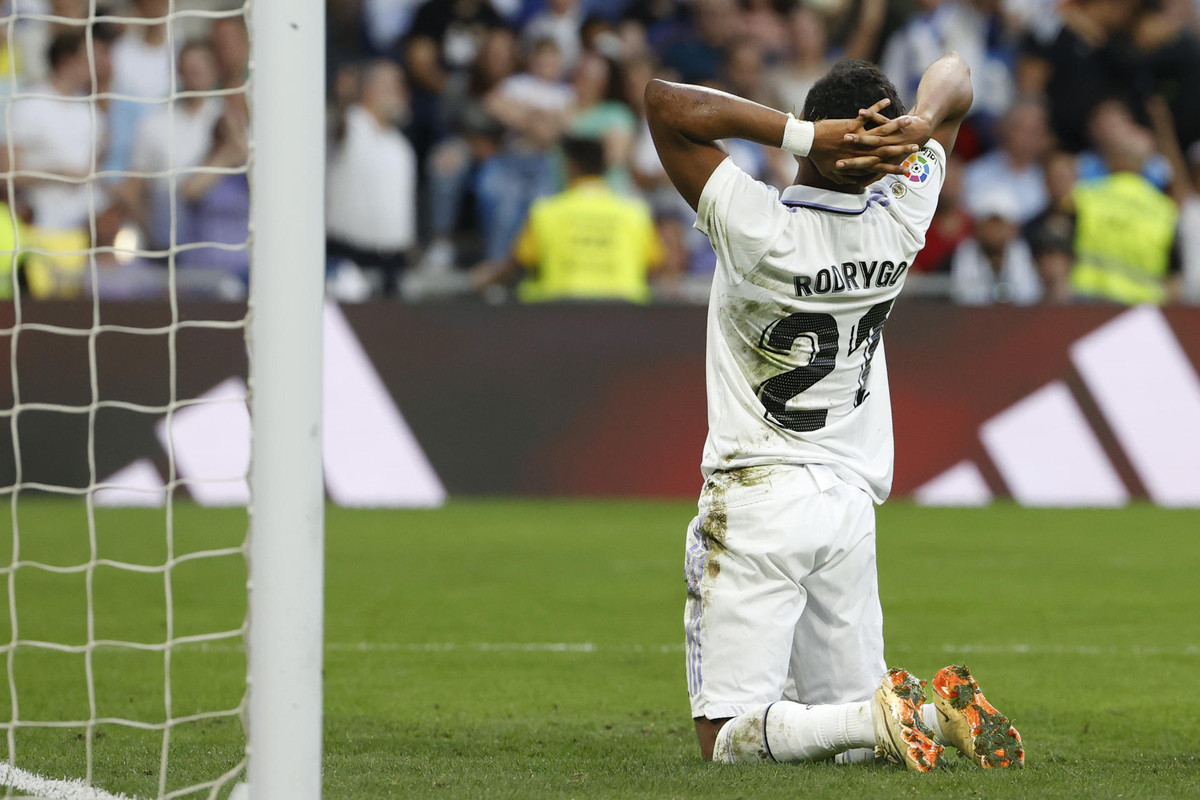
[0,763,134,800]
[891,643,1200,657]
[329,641,599,653]
[317,641,1200,657]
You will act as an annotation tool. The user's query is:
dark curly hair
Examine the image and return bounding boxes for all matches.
[802,60,906,127]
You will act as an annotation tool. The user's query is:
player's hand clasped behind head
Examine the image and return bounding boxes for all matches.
[818,98,931,181]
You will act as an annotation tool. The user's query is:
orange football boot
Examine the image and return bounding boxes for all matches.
[932,664,1025,768]
[873,668,943,772]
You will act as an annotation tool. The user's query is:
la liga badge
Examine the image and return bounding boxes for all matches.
[903,153,931,184]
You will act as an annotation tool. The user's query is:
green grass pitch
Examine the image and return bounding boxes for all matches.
[0,499,1197,798]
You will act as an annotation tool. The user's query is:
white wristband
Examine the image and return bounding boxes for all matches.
[781,114,815,158]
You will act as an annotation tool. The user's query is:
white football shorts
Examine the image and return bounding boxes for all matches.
[684,463,885,720]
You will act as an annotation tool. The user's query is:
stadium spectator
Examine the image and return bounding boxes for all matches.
[1133,2,1200,151]
[568,51,637,192]
[881,0,1015,124]
[1024,150,1079,304]
[1180,143,1200,302]
[175,98,250,290]
[829,0,900,65]
[720,39,783,185]
[475,37,573,260]
[523,0,584,69]
[0,202,21,299]
[738,0,788,62]
[1017,0,1148,153]
[621,0,682,46]
[404,0,505,95]
[579,15,624,57]
[0,15,23,96]
[105,0,172,174]
[963,99,1052,224]
[767,0,890,117]
[419,26,517,275]
[210,14,249,91]
[473,136,663,303]
[36,0,1177,305]
[120,40,222,252]
[1077,98,1172,189]
[326,61,418,296]
[486,34,575,125]
[6,30,108,297]
[721,36,769,105]
[361,0,426,54]
[403,0,506,155]
[768,4,835,117]
[660,0,744,84]
[951,188,1043,305]
[3,0,93,89]
[624,53,699,291]
[1144,94,1200,303]
[1070,111,1181,304]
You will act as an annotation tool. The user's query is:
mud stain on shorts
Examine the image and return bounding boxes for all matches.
[700,465,774,538]
[697,465,776,582]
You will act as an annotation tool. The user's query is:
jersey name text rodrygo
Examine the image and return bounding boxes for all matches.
[694,140,947,502]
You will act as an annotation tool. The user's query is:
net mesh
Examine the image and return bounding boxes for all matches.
[0,1,252,797]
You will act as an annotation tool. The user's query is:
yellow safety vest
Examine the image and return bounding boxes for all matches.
[1071,172,1178,305]
[513,178,662,304]
[0,203,18,300]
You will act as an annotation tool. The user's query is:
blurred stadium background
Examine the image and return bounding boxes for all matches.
[2,0,1198,505]
[0,0,1197,798]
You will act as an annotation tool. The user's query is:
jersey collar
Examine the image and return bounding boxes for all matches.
[780,183,872,215]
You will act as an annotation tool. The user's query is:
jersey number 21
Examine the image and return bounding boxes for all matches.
[756,299,893,432]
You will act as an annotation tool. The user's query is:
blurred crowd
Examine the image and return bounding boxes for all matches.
[328,0,1200,306]
[2,0,1200,306]
[0,0,250,299]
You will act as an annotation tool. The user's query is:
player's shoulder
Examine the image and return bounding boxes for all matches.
[701,157,783,209]
[696,157,788,246]
[864,139,948,232]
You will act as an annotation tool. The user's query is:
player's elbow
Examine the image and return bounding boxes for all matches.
[644,79,669,115]
[941,51,974,112]
[644,79,681,126]
[942,50,970,75]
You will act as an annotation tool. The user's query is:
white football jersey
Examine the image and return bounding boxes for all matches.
[695,140,947,502]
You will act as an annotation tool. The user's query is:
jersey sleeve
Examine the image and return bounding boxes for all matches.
[694,157,786,282]
[875,138,948,236]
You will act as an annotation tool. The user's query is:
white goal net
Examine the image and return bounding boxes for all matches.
[0,1,324,798]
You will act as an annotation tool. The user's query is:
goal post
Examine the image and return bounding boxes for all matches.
[0,0,327,794]
[247,1,325,800]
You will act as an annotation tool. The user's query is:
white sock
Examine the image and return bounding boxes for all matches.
[921,702,948,745]
[712,701,876,763]
[834,747,877,764]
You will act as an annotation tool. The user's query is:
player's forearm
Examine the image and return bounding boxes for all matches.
[910,52,974,138]
[645,80,909,163]
[644,80,788,151]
